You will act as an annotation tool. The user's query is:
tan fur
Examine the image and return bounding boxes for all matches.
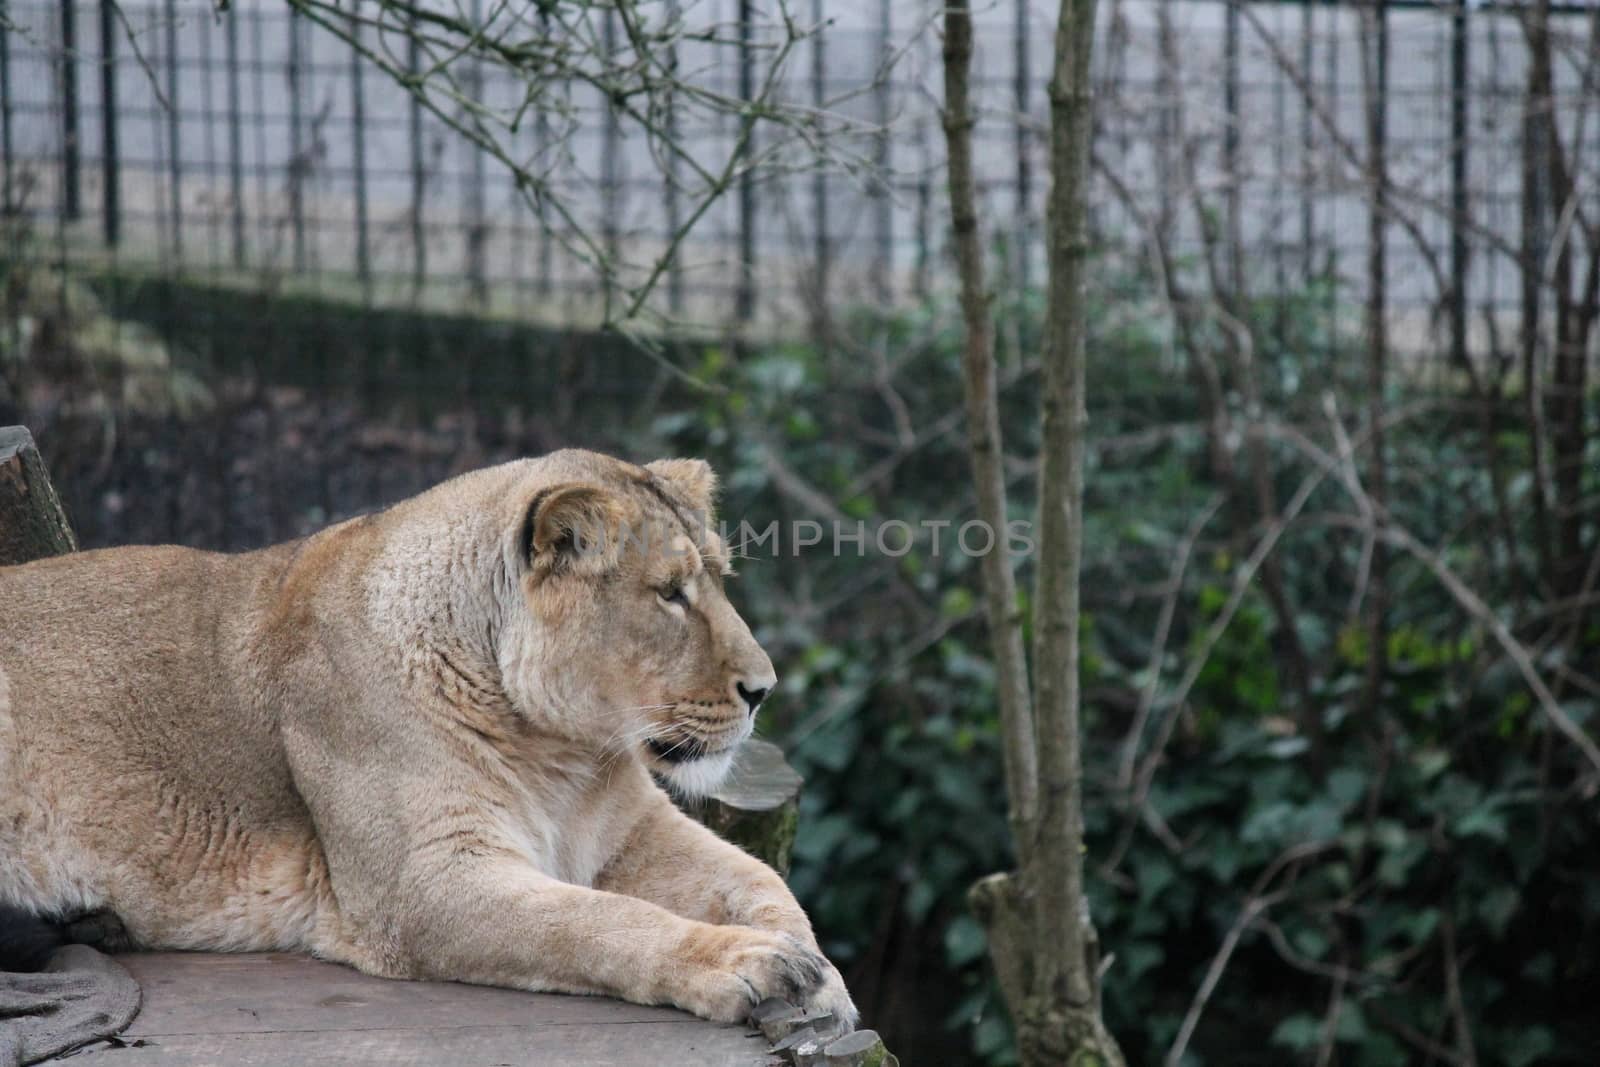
[0,449,855,1027]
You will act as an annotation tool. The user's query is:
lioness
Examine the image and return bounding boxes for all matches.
[0,450,855,1029]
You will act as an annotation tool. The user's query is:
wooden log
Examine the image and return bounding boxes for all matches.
[749,997,798,1031]
[791,1033,830,1067]
[769,1027,822,1057]
[0,426,78,566]
[748,998,895,1067]
[683,738,803,876]
[822,1030,893,1067]
[754,999,835,1044]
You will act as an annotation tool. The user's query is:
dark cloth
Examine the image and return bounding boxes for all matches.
[1,909,141,1066]
[0,946,141,1066]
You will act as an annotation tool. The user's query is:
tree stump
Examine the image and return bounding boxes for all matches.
[819,1029,893,1067]
[749,998,899,1067]
[683,739,803,877]
[0,426,78,567]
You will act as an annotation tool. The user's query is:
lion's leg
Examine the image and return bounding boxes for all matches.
[386,856,831,1025]
[278,707,845,1024]
[594,797,857,1029]
[595,797,812,938]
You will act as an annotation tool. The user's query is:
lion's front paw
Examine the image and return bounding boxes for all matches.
[672,927,829,1024]
[802,962,859,1036]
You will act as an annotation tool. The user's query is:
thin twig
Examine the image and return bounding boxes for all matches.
[1273,418,1600,781]
[1115,492,1224,792]
[1164,842,1335,1067]
[1441,914,1479,1067]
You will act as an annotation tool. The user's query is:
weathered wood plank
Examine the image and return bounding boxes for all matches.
[64,953,775,1066]
[66,1024,775,1067]
[114,953,697,1035]
[0,426,78,566]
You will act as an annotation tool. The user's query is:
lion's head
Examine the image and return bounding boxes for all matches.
[496,451,774,796]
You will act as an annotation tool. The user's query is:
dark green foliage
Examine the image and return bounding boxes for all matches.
[9,253,1596,1065]
[641,289,1600,1065]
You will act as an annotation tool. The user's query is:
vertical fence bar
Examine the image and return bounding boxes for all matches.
[194,0,224,548]
[1015,0,1031,291]
[1155,0,1175,244]
[287,8,306,273]
[1300,0,1313,281]
[60,0,81,220]
[665,0,684,317]
[511,113,528,315]
[296,13,330,520]
[1518,0,1549,389]
[873,0,892,305]
[148,6,167,261]
[534,128,551,298]
[1324,0,1338,325]
[408,19,426,298]
[251,5,281,542]
[602,6,620,263]
[251,8,268,266]
[225,4,244,267]
[467,0,488,306]
[351,0,371,301]
[1223,0,1241,295]
[199,11,218,265]
[533,11,552,300]
[1365,0,1388,360]
[1271,6,1287,344]
[157,0,182,519]
[735,0,755,323]
[164,0,181,262]
[1450,0,1469,370]
[914,111,930,300]
[1363,0,1387,628]
[195,2,217,442]
[98,0,118,245]
[809,0,827,330]
[0,18,11,214]
[1105,0,1128,164]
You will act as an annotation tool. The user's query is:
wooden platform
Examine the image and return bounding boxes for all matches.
[67,953,778,1066]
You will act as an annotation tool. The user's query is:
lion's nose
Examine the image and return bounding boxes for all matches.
[735,681,771,716]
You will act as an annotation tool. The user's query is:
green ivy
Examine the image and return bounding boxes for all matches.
[632,281,1600,1065]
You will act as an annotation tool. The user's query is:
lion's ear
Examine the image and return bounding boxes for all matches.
[521,483,621,573]
[645,458,718,515]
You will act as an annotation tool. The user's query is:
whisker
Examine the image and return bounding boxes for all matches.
[600,719,665,752]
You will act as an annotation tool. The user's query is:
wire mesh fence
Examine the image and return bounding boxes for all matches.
[3,0,1595,343]
[1,0,1599,557]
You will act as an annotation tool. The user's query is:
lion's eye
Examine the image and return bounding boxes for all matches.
[658,583,689,609]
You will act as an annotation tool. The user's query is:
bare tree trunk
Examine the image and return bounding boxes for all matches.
[1033,0,1124,1057]
[1523,0,1592,599]
[0,427,79,566]
[942,1,1123,1062]
[1036,0,1099,1016]
[941,1,1038,863]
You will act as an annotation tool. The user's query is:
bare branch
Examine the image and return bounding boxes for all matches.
[941,0,1039,853]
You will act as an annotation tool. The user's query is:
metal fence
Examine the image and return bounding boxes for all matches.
[2,0,1598,346]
